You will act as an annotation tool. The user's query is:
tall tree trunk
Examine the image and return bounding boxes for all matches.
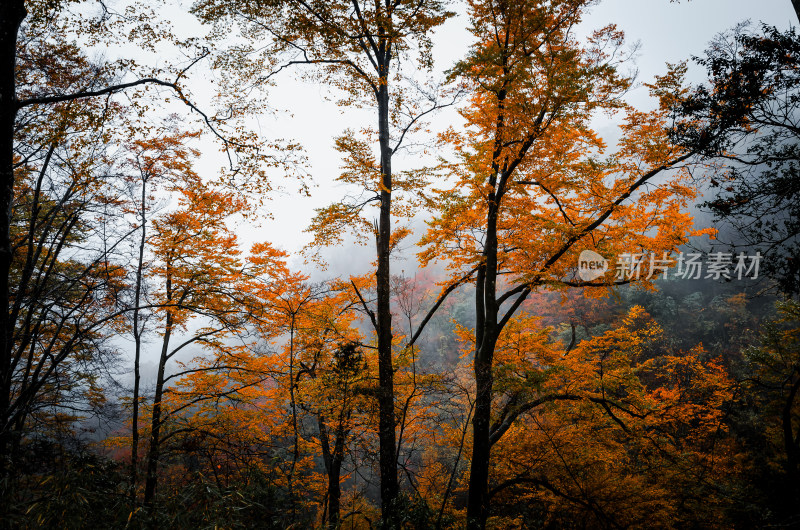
[466,345,493,530]
[143,271,173,510]
[318,415,348,529]
[792,0,800,24]
[376,83,398,529]
[130,175,148,501]
[288,312,298,521]
[466,198,501,530]
[327,463,341,528]
[0,3,25,523]
[376,47,399,527]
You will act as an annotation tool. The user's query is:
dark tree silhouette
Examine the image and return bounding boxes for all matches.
[673,24,800,295]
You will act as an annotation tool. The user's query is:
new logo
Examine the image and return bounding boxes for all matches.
[578,250,609,281]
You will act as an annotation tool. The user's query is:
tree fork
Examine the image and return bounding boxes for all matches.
[466,200,501,530]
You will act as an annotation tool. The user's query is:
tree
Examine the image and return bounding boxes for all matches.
[191,0,454,524]
[420,0,722,526]
[137,240,310,526]
[4,33,137,503]
[119,124,203,498]
[161,264,371,527]
[0,2,239,505]
[0,9,28,482]
[139,173,251,510]
[470,307,741,526]
[310,340,369,528]
[672,24,800,295]
[743,300,800,521]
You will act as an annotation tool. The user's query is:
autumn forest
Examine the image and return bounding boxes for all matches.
[0,0,799,528]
